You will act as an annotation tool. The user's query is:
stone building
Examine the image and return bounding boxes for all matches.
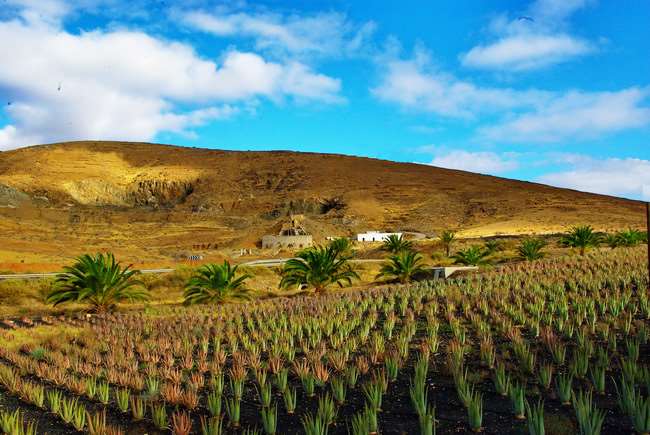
[261,214,314,249]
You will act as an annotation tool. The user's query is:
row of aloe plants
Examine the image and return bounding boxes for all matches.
[0,248,648,433]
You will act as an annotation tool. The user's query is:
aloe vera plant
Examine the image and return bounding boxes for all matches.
[509,382,526,419]
[467,389,483,432]
[556,373,574,405]
[261,404,278,435]
[525,400,545,435]
[573,390,605,435]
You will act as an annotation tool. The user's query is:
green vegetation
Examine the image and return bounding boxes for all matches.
[45,252,148,313]
[329,237,355,258]
[439,230,456,257]
[0,247,648,433]
[517,238,547,261]
[561,225,602,256]
[183,261,251,305]
[376,250,425,283]
[279,243,359,293]
[453,245,490,266]
[381,234,413,254]
[606,228,645,248]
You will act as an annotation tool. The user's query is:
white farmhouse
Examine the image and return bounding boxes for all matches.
[356,231,403,242]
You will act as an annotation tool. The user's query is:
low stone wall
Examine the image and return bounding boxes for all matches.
[262,234,313,249]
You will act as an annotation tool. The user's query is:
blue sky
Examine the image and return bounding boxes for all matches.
[1,0,649,199]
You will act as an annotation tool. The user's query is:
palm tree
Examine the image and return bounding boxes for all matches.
[517,238,546,261]
[184,261,251,305]
[561,225,602,256]
[329,237,354,259]
[453,246,490,266]
[604,233,620,249]
[382,234,412,254]
[483,240,501,255]
[440,230,456,257]
[46,253,148,313]
[376,250,426,284]
[279,244,359,293]
[616,229,644,247]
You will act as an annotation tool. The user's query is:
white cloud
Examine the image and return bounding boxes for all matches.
[0,9,342,150]
[460,0,594,71]
[181,10,376,59]
[4,0,69,26]
[481,87,650,143]
[529,0,590,22]
[372,47,550,118]
[539,155,650,200]
[461,34,593,71]
[373,47,650,143]
[424,148,519,174]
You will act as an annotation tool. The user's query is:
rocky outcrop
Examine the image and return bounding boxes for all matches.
[0,183,30,207]
[127,179,195,208]
[62,178,195,208]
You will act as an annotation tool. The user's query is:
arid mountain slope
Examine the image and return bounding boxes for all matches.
[0,141,644,269]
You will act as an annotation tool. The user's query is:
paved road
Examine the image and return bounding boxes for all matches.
[0,260,476,280]
[241,258,386,267]
[0,268,175,281]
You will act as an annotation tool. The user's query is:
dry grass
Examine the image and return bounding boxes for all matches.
[0,141,643,271]
[0,235,627,319]
[0,324,83,350]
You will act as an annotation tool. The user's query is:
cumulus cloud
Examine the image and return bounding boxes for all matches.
[462,34,593,71]
[460,0,594,71]
[539,155,650,200]
[373,47,650,143]
[0,7,342,150]
[481,87,650,143]
[181,10,376,59]
[426,149,520,174]
[372,47,551,118]
[4,0,69,26]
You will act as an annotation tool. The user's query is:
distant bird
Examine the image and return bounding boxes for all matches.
[518,16,534,22]
[6,101,11,106]
[57,82,62,92]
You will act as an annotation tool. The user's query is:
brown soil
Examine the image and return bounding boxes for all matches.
[0,141,644,270]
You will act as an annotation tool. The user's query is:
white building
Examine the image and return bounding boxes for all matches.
[356,231,403,242]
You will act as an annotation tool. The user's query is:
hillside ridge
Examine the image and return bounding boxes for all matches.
[0,141,643,268]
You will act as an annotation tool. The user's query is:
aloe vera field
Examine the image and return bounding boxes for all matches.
[0,247,648,435]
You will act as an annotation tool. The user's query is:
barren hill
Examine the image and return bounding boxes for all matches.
[0,141,644,269]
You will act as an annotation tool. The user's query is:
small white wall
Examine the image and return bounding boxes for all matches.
[356,232,403,242]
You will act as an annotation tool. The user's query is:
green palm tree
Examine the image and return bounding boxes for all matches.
[604,233,620,249]
[279,244,359,293]
[329,237,354,259]
[376,250,425,284]
[561,225,602,256]
[46,253,148,313]
[382,234,412,254]
[483,240,502,255]
[616,228,644,247]
[517,238,546,261]
[184,261,251,305]
[453,246,490,266]
[440,230,456,257]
